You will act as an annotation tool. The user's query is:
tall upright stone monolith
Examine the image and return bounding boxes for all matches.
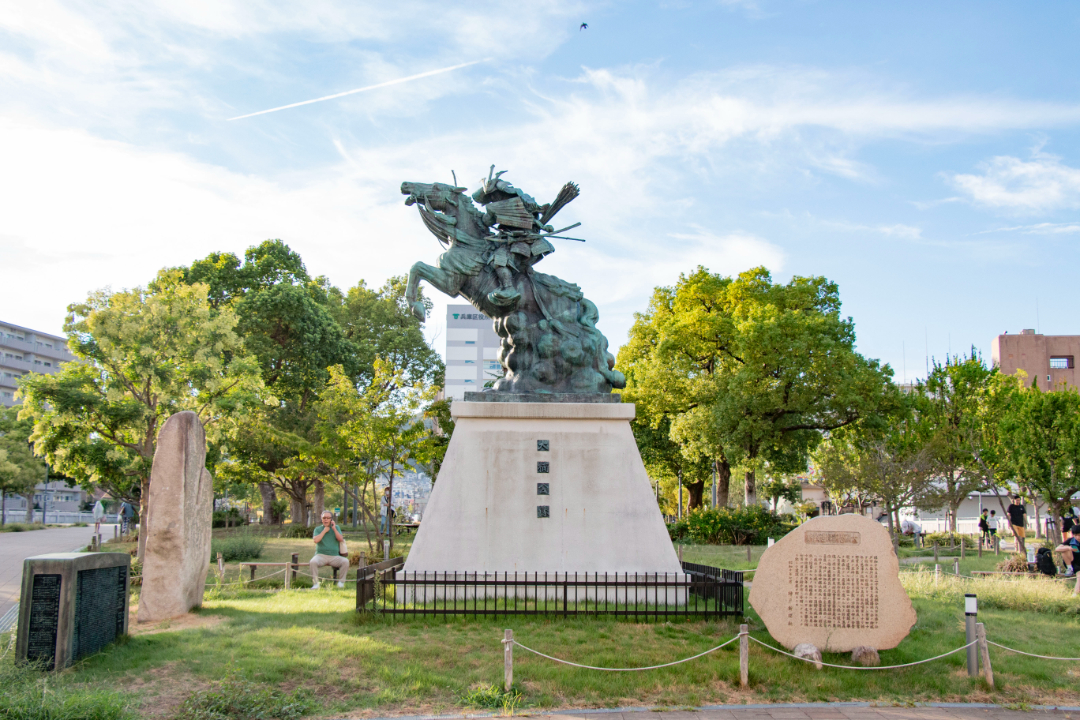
[137,411,213,623]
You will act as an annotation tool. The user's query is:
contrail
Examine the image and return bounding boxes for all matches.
[228,59,487,121]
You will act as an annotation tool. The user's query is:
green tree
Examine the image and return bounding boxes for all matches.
[621,266,892,508]
[816,389,934,537]
[630,417,713,513]
[19,273,263,558]
[1000,383,1080,544]
[916,351,996,532]
[0,406,48,525]
[758,475,803,513]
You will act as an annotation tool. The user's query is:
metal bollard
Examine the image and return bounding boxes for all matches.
[965,594,978,677]
[504,629,514,691]
[739,624,749,688]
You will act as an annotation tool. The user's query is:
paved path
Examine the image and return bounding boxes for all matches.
[375,706,1080,720]
[0,523,118,624]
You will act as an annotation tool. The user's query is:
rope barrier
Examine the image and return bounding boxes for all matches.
[509,635,740,671]
[986,641,1080,661]
[747,636,977,670]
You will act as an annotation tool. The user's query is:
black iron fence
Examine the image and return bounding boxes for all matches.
[356,561,743,619]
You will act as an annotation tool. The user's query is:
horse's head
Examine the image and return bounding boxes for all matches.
[402,180,489,245]
[401,181,468,213]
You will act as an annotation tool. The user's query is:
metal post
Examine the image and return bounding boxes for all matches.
[954,558,960,576]
[961,538,965,559]
[933,542,938,563]
[678,545,683,563]
[504,629,514,691]
[217,553,225,583]
[976,622,993,688]
[995,536,1000,555]
[739,624,749,688]
[965,594,978,677]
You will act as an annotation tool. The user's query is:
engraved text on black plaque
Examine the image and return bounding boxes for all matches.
[537,440,549,451]
[537,461,549,473]
[73,566,125,661]
[537,505,550,518]
[28,574,61,669]
[537,483,549,495]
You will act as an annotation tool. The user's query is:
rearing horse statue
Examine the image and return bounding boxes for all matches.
[402,176,626,395]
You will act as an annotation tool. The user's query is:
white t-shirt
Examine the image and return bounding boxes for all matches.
[900,519,922,535]
[988,516,998,530]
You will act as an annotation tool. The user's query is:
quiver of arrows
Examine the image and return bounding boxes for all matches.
[540,182,580,225]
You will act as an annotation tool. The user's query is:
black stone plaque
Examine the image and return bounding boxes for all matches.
[537,505,550,518]
[537,483,549,495]
[537,440,549,451]
[27,574,61,669]
[537,461,549,473]
[73,566,126,661]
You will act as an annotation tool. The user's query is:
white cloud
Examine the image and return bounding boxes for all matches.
[950,154,1080,212]
[976,222,1080,235]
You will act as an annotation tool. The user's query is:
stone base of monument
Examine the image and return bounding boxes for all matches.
[393,571,688,605]
[401,400,684,602]
[16,552,130,671]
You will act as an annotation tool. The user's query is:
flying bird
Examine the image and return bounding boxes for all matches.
[580,22,588,30]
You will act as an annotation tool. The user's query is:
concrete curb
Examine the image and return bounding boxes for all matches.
[342,702,1080,720]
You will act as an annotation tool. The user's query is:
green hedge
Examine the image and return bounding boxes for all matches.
[210,533,266,562]
[668,505,797,545]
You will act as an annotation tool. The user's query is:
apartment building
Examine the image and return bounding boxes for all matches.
[991,329,1080,391]
[0,321,74,407]
[443,304,503,401]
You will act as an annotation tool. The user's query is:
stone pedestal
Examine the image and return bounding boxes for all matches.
[16,552,130,670]
[403,400,681,592]
[137,411,213,623]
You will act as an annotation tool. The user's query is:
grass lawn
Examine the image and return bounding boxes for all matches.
[4,531,1080,719]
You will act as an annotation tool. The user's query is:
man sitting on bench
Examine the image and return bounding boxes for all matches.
[310,511,349,589]
[1055,525,1080,578]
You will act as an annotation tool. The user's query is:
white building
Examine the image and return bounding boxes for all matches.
[1,320,75,407]
[443,304,502,401]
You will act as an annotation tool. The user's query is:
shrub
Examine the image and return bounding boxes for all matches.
[923,531,977,548]
[179,677,313,720]
[460,683,524,714]
[210,533,266,562]
[0,522,47,533]
[668,505,797,545]
[212,508,243,528]
[280,524,315,539]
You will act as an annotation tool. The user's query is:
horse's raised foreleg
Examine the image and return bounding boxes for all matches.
[406,262,463,320]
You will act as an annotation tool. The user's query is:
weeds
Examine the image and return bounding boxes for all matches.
[460,683,525,714]
[0,523,47,533]
[0,651,133,720]
[177,676,313,720]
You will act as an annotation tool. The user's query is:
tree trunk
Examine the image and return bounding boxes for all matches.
[1033,501,1043,539]
[686,481,705,511]
[258,482,275,524]
[714,458,730,508]
[313,480,325,521]
[289,496,304,526]
[24,492,34,523]
[137,476,150,562]
[948,501,959,533]
[744,469,756,506]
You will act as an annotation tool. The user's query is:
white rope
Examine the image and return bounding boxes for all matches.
[509,635,740,671]
[748,636,978,670]
[987,641,1080,661]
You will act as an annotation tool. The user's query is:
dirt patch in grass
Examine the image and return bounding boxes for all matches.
[127,610,227,635]
[114,662,208,718]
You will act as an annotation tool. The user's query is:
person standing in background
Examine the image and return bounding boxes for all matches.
[1007,496,1028,554]
[92,499,105,534]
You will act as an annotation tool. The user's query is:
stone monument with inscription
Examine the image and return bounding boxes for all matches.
[137,411,213,623]
[396,171,680,591]
[16,552,130,670]
[748,514,916,652]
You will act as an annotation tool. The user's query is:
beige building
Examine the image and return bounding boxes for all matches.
[992,329,1080,391]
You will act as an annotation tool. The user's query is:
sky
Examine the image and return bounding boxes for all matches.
[2,1,1080,384]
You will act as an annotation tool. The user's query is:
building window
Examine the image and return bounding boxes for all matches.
[43,362,51,367]
[1050,356,1074,369]
[34,360,41,365]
